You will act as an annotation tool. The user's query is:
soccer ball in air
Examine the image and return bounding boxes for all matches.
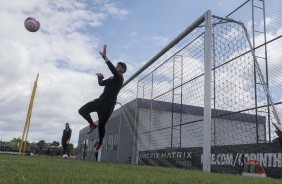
[24,17,40,32]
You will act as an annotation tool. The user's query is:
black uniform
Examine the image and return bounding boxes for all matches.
[240,153,245,166]
[62,127,72,156]
[78,60,124,145]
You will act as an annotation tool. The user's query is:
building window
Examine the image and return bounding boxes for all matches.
[106,133,119,151]
[113,133,119,150]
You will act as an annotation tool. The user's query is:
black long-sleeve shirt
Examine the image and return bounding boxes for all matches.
[62,128,72,142]
[98,60,124,104]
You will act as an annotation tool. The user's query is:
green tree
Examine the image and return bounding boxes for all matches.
[37,140,45,155]
[51,141,60,147]
[9,137,21,150]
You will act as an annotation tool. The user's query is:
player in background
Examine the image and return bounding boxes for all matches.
[61,122,72,158]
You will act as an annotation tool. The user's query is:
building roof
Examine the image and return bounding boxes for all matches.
[112,98,266,124]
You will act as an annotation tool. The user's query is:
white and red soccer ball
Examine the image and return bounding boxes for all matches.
[24,17,40,32]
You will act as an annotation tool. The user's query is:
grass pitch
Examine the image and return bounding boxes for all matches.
[0,154,281,184]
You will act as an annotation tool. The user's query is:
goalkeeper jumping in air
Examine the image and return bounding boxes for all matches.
[78,45,127,152]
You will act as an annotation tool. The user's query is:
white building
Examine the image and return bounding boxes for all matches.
[77,98,266,163]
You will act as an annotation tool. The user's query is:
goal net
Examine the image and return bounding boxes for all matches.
[116,9,282,177]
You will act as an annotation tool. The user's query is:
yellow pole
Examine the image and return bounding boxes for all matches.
[18,112,29,155]
[18,73,39,156]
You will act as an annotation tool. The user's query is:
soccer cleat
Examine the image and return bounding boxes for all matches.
[94,142,102,153]
[86,123,97,134]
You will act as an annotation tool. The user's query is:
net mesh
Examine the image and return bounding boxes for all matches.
[115,0,282,177]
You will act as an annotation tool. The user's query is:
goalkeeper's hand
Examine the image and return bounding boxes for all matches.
[99,44,107,59]
[96,73,104,81]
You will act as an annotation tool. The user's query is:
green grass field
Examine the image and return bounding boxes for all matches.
[0,154,281,184]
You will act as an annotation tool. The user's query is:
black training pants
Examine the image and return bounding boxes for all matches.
[62,142,69,156]
[78,99,115,144]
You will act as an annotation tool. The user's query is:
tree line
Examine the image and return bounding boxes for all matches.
[0,138,76,156]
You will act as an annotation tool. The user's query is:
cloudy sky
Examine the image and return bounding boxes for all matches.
[0,0,247,146]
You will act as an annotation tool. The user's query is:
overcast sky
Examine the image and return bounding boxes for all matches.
[0,0,247,146]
